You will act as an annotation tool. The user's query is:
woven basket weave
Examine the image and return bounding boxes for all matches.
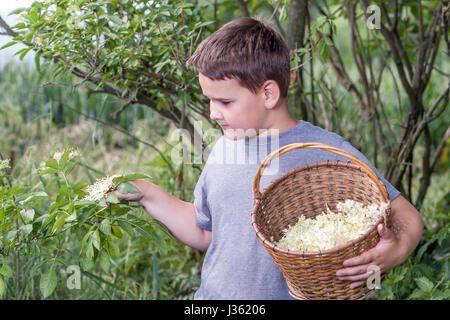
[251,142,391,300]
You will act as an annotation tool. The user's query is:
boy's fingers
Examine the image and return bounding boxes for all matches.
[113,189,143,202]
[107,174,122,189]
[336,264,369,278]
[349,280,365,289]
[342,250,373,267]
[337,266,375,282]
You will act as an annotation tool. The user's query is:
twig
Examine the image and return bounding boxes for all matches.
[111,89,138,120]
[0,16,18,37]
[430,126,450,172]
[237,0,250,17]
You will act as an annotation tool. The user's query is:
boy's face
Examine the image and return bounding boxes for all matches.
[199,73,268,140]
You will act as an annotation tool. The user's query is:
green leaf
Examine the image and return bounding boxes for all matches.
[117,220,134,237]
[19,47,33,61]
[20,224,33,235]
[99,219,111,236]
[414,277,434,292]
[99,249,110,273]
[79,231,91,254]
[19,192,48,205]
[92,230,101,250]
[82,253,95,271]
[7,230,17,241]
[0,41,17,50]
[433,288,450,300]
[40,268,58,298]
[112,173,151,185]
[391,265,408,284]
[86,242,94,260]
[0,265,12,278]
[51,213,68,234]
[45,158,59,170]
[415,235,437,263]
[107,240,119,259]
[38,168,58,176]
[8,8,27,16]
[442,259,450,280]
[109,15,123,25]
[21,208,35,224]
[81,270,123,291]
[58,149,70,170]
[97,72,110,89]
[35,50,41,73]
[0,276,4,298]
[34,213,50,223]
[105,192,120,204]
[111,225,123,238]
[64,160,77,176]
[117,181,139,194]
[408,288,425,300]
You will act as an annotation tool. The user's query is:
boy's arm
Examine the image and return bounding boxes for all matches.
[336,195,424,289]
[114,179,212,251]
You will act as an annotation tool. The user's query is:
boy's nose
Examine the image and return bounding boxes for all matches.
[210,110,222,121]
[209,103,223,121]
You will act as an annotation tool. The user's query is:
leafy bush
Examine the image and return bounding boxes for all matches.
[371,192,450,300]
[0,149,201,299]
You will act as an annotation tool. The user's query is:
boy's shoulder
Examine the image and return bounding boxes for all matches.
[282,120,347,146]
[201,121,348,167]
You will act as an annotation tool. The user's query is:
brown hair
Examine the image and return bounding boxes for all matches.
[186,17,290,97]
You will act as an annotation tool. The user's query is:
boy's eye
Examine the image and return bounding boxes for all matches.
[220,101,231,105]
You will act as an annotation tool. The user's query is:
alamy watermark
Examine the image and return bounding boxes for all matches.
[366,264,381,290]
[168,120,281,175]
[366,5,381,30]
[62,265,81,290]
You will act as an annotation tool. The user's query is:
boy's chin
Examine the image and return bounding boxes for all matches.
[222,128,258,140]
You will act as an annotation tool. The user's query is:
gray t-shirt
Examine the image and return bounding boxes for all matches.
[193,120,400,299]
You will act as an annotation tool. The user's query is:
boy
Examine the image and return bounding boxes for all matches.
[114,17,423,299]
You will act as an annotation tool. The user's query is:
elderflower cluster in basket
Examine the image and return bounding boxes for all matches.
[275,199,383,252]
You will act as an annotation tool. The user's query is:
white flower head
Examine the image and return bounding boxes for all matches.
[83,176,118,202]
[0,159,10,171]
[53,147,81,162]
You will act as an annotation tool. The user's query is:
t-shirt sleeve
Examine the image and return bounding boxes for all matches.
[193,169,212,232]
[339,139,401,202]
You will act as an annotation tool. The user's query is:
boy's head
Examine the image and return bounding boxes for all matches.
[187,17,292,140]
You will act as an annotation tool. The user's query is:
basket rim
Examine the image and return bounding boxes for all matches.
[251,160,390,257]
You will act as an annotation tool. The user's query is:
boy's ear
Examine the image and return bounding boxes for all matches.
[262,80,280,109]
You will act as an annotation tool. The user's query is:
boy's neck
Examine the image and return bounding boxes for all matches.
[258,99,299,138]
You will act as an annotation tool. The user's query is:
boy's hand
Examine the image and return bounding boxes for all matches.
[335,223,405,289]
[107,175,147,203]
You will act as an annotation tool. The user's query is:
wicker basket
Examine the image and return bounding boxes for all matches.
[251,142,391,300]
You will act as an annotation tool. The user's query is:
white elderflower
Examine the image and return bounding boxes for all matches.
[53,147,81,162]
[0,159,10,171]
[275,200,384,252]
[83,176,117,201]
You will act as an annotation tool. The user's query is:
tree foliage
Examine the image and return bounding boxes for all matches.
[2,0,448,206]
[0,0,449,299]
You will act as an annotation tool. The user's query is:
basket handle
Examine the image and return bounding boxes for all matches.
[253,142,389,204]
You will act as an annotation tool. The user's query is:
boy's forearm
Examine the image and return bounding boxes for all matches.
[390,196,424,262]
[137,182,211,251]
